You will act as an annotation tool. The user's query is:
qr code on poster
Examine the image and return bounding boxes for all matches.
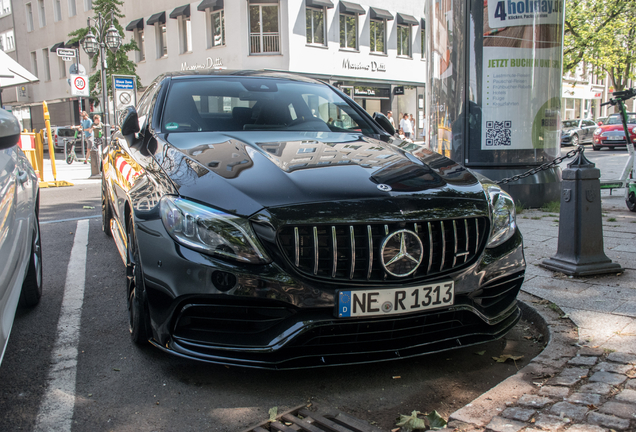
[485,121,512,146]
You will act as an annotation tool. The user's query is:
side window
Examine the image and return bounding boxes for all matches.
[136,80,160,129]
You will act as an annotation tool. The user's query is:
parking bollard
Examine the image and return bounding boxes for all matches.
[541,149,623,276]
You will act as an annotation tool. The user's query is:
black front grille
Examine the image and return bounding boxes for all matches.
[278,217,488,283]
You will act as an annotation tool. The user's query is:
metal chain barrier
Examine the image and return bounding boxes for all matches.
[496,146,583,185]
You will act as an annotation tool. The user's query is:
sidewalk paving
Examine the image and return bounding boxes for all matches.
[449,189,636,431]
[40,152,100,185]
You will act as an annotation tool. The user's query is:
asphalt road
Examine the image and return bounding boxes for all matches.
[0,167,567,432]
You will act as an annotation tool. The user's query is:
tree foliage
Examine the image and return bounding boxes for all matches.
[564,0,636,93]
[68,0,140,105]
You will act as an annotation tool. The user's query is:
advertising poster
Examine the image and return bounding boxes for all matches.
[481,0,563,151]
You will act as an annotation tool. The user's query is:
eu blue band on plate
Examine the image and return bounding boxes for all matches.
[339,291,351,317]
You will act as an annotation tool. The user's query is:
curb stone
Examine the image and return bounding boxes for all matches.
[448,292,636,432]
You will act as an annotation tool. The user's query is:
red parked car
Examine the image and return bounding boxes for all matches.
[592,112,636,150]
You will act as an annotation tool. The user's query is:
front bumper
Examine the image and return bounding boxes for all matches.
[135,217,526,369]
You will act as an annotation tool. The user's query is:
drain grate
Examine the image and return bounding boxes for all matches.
[242,406,386,432]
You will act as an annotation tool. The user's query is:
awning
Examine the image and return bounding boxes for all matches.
[50,42,65,53]
[0,50,39,88]
[339,1,365,15]
[369,7,393,20]
[397,13,418,25]
[169,4,190,19]
[147,11,166,26]
[65,39,80,48]
[420,18,425,29]
[306,0,335,8]
[197,0,223,11]
[126,18,144,31]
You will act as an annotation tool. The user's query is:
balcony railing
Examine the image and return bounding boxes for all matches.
[250,32,280,54]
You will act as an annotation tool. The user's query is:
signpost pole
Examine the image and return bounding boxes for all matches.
[100,43,110,143]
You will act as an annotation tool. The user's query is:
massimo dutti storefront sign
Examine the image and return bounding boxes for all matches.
[342,58,387,73]
[181,57,224,71]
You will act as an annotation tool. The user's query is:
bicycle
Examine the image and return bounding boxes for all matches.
[599,88,636,211]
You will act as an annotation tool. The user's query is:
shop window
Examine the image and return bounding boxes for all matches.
[135,29,145,62]
[249,2,280,54]
[179,16,192,53]
[30,51,38,77]
[26,3,33,32]
[58,56,66,78]
[153,19,168,58]
[37,0,45,27]
[84,0,91,11]
[339,13,357,49]
[42,48,51,81]
[1,0,11,16]
[370,20,385,54]
[54,0,61,21]
[210,9,225,47]
[397,25,411,57]
[68,0,76,17]
[306,7,325,46]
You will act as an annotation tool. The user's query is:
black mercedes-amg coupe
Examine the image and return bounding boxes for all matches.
[102,70,524,369]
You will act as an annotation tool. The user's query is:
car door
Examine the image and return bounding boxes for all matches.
[0,146,26,361]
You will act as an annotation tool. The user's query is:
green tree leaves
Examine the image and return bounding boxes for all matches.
[564,0,636,92]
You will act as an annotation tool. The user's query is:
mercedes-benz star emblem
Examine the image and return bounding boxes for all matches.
[380,230,424,277]
[377,184,392,192]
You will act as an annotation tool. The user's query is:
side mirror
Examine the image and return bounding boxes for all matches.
[598,121,603,126]
[373,112,396,136]
[0,108,21,150]
[120,106,140,136]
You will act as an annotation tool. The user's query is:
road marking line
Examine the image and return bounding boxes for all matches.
[41,215,101,225]
[34,219,89,432]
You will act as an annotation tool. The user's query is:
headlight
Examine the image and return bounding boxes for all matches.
[159,196,270,264]
[594,128,602,135]
[481,183,517,248]
[632,126,636,134]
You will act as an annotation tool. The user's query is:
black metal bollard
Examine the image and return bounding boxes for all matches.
[541,149,623,276]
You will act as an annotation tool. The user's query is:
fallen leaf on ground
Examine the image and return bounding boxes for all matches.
[268,407,278,422]
[474,350,486,356]
[425,411,447,430]
[83,206,95,209]
[396,411,426,432]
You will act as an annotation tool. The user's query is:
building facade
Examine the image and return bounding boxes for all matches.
[4,0,428,136]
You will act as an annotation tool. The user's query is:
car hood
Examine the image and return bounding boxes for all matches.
[599,124,636,132]
[153,132,486,217]
[561,126,578,134]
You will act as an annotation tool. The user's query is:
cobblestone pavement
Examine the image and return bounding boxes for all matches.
[447,191,636,431]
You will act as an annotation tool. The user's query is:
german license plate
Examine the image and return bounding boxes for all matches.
[337,282,454,318]
[608,136,623,141]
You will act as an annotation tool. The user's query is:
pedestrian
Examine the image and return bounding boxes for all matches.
[399,113,413,139]
[387,111,395,128]
[79,111,93,149]
[409,114,415,135]
[92,115,103,148]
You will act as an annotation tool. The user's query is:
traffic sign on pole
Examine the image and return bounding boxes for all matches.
[70,74,89,97]
[56,48,76,57]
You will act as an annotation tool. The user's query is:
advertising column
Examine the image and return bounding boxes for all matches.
[427,0,566,207]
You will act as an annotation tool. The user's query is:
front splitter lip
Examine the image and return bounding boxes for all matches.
[147,304,522,370]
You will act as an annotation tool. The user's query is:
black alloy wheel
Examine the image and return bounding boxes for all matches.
[627,191,636,212]
[20,213,43,307]
[126,214,151,344]
[101,172,112,237]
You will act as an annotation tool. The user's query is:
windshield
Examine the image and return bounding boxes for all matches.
[162,77,375,135]
[607,114,636,125]
[562,120,579,128]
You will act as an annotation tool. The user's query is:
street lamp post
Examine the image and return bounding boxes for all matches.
[81,11,122,143]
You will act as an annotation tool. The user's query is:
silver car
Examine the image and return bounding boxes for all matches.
[0,108,42,365]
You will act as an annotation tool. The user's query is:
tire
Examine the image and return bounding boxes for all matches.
[66,153,74,164]
[627,191,636,212]
[126,214,151,344]
[593,145,600,151]
[571,134,579,147]
[101,173,112,237]
[20,214,43,308]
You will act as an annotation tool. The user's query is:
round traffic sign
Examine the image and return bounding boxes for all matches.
[74,76,86,90]
[119,92,131,105]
